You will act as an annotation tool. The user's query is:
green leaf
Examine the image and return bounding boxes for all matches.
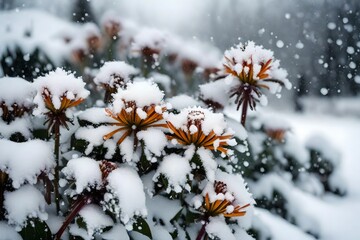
[19,219,52,240]
[132,218,152,239]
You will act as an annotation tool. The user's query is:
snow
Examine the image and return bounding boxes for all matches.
[166,106,230,136]
[148,72,172,93]
[199,80,231,107]
[131,27,167,53]
[94,61,138,87]
[78,204,114,237]
[77,108,117,125]
[0,222,23,240]
[305,134,341,166]
[153,154,192,193]
[0,117,32,139]
[4,185,48,230]
[206,217,236,240]
[0,139,54,188]
[62,157,102,194]
[105,167,147,225]
[102,224,129,240]
[167,94,202,110]
[137,128,167,156]
[33,68,89,114]
[0,77,35,107]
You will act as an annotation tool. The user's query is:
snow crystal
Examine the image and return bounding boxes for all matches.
[0,222,23,240]
[62,157,102,194]
[33,68,89,115]
[4,185,48,230]
[0,139,54,188]
[153,154,191,192]
[94,61,138,87]
[106,167,147,224]
[0,77,35,107]
[78,204,114,236]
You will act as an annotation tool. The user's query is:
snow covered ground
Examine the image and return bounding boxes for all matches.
[256,109,360,240]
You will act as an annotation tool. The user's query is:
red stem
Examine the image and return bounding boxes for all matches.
[240,97,248,127]
[55,195,91,240]
[196,220,208,240]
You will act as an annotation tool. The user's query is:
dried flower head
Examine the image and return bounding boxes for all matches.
[166,107,235,155]
[0,77,34,123]
[202,181,250,218]
[33,68,89,132]
[103,81,167,146]
[222,41,291,125]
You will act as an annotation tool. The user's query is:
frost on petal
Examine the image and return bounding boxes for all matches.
[62,157,102,194]
[4,186,48,230]
[0,139,54,188]
[105,167,147,225]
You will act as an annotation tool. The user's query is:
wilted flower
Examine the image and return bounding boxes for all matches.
[103,81,168,146]
[222,41,291,125]
[166,107,235,155]
[103,101,167,145]
[202,181,249,218]
[33,68,90,132]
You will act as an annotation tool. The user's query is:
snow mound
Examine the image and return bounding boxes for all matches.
[0,139,54,188]
[0,77,35,107]
[94,61,138,87]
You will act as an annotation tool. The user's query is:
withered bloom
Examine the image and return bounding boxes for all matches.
[103,101,167,145]
[166,108,234,155]
[202,181,250,218]
[222,41,290,126]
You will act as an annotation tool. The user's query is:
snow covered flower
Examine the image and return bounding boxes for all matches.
[265,128,288,142]
[222,41,291,125]
[131,28,166,59]
[166,107,235,155]
[94,61,138,103]
[202,181,250,218]
[103,81,168,145]
[0,77,34,123]
[33,68,90,132]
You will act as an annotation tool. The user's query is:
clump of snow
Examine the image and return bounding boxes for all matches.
[62,157,102,194]
[167,94,202,111]
[153,154,192,193]
[0,77,35,108]
[0,139,54,188]
[4,185,48,230]
[199,80,231,107]
[131,27,167,53]
[206,217,236,240]
[33,68,89,115]
[0,117,32,139]
[0,222,23,240]
[94,61,138,87]
[305,134,341,166]
[149,72,172,93]
[104,167,147,226]
[137,128,167,156]
[77,108,117,125]
[112,81,164,109]
[78,204,114,237]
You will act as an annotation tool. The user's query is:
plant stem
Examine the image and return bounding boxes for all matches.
[241,97,249,127]
[196,222,207,240]
[54,122,61,215]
